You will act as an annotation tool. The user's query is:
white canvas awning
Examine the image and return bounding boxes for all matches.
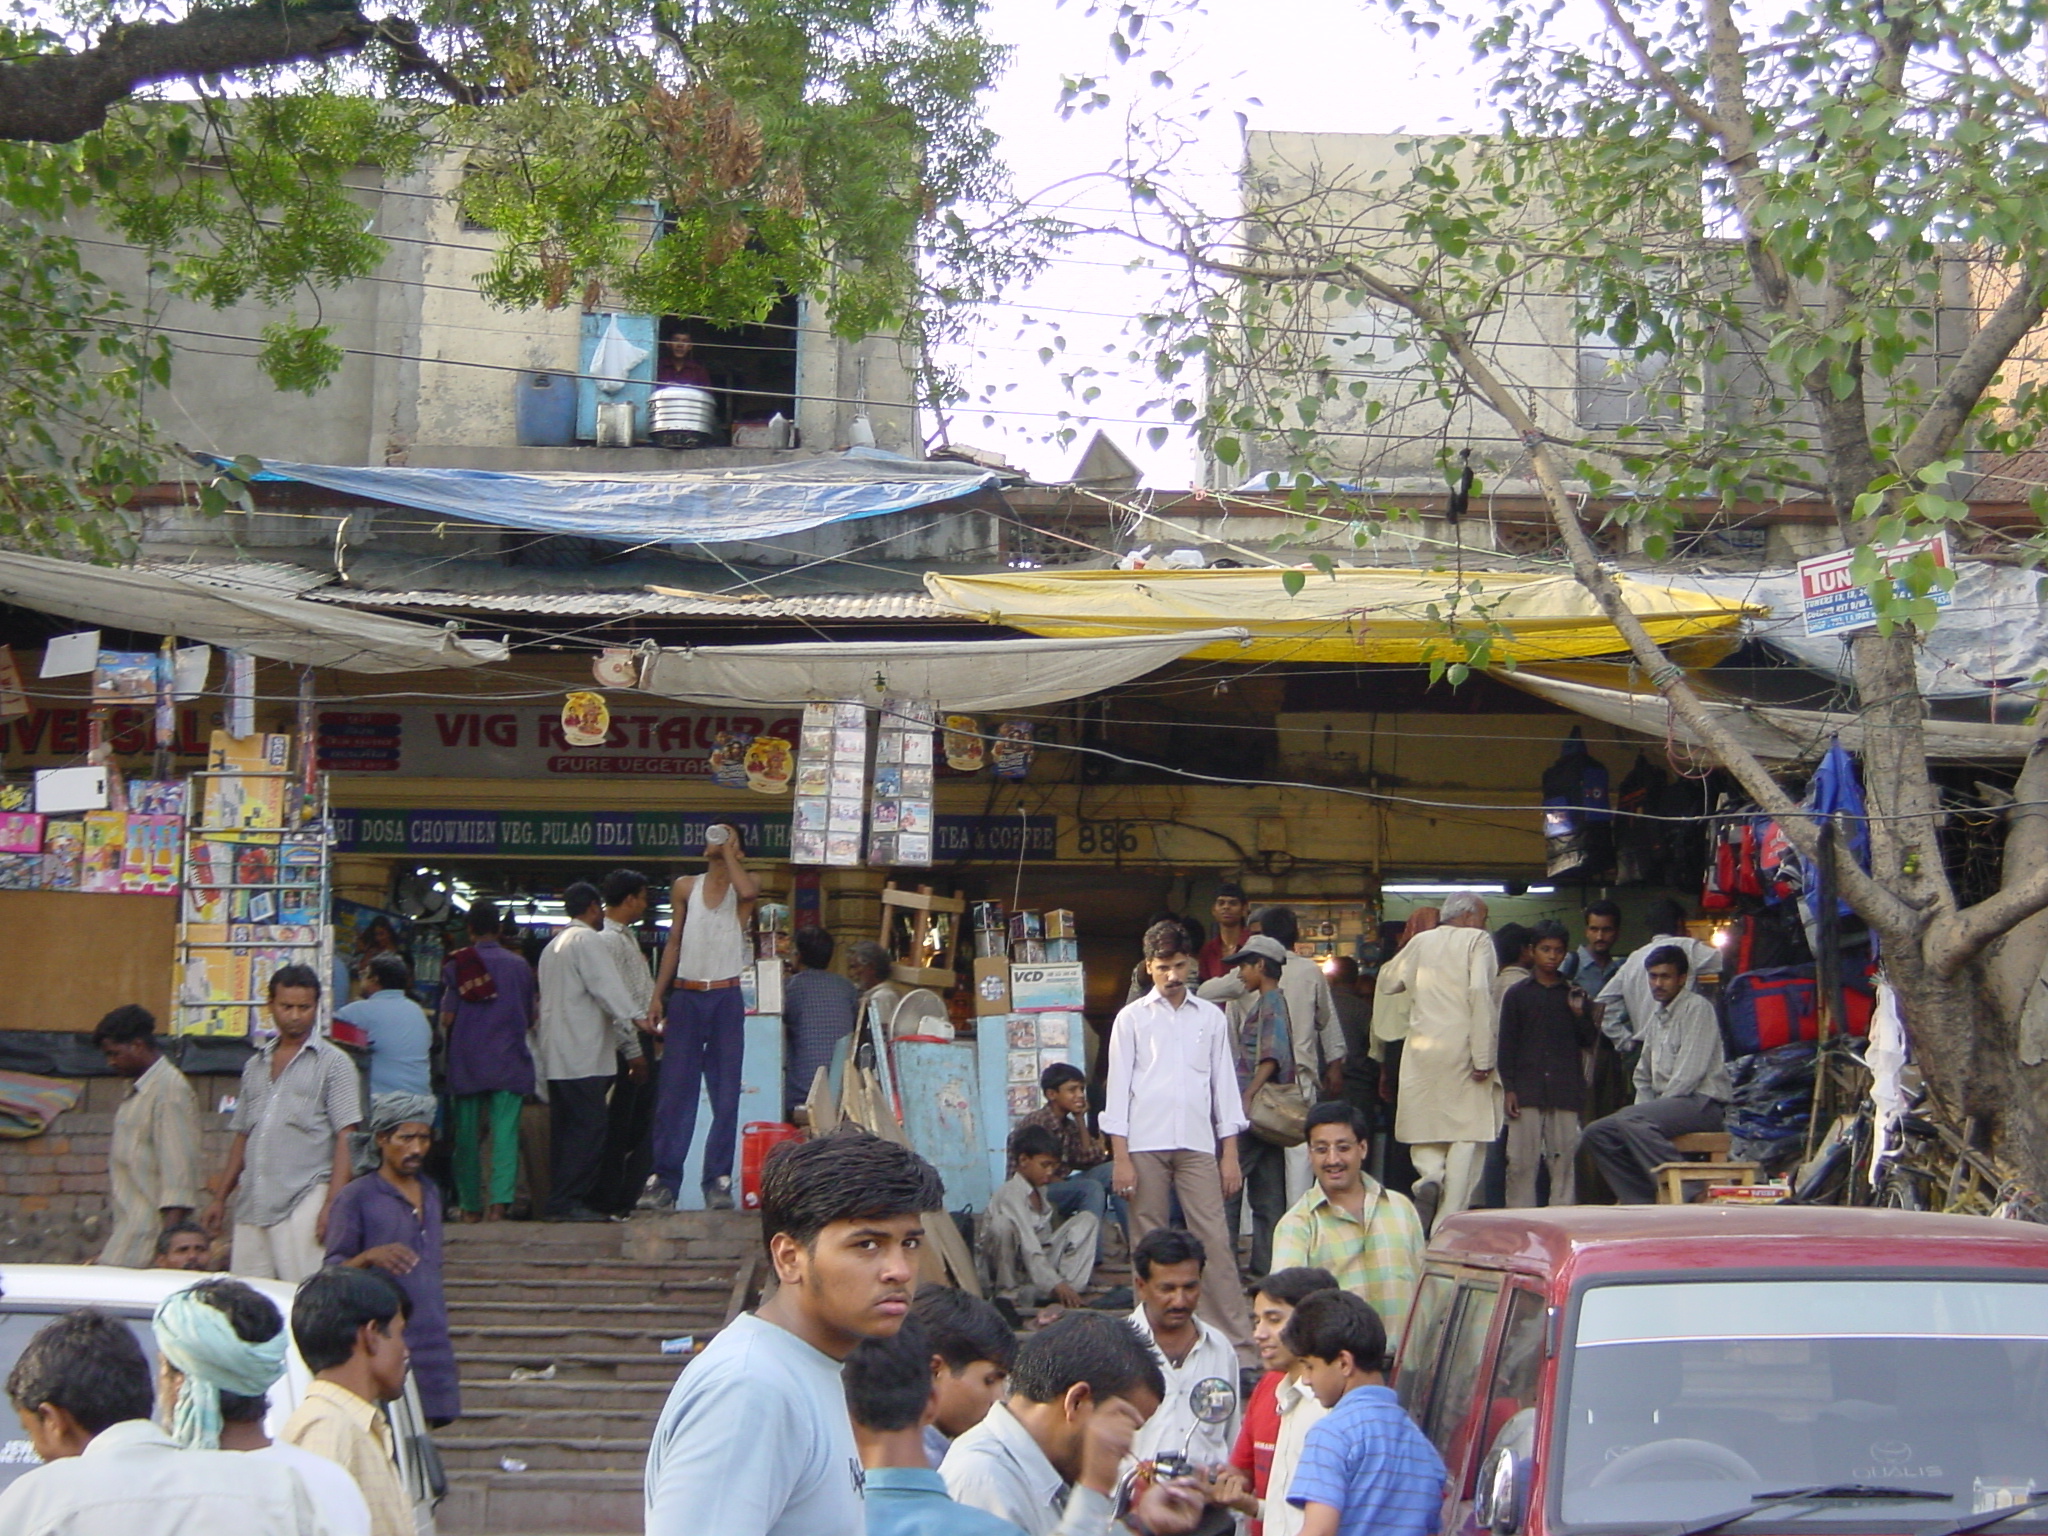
[1501,666,2037,762]
[637,629,1250,711]
[0,552,508,673]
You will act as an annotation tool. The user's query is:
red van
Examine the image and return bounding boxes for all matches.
[1397,1206,2048,1536]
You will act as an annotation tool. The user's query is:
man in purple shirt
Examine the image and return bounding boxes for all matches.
[324,1091,459,1424]
[440,901,537,1222]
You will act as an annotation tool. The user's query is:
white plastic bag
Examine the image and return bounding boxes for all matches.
[1867,975,1908,1182]
[589,314,648,396]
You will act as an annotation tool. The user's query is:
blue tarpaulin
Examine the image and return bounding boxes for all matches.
[203,449,1003,543]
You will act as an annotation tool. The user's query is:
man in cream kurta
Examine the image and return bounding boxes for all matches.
[1376,893,1500,1230]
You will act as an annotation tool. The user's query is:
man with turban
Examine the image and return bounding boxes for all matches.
[321,1091,458,1423]
[153,1278,373,1534]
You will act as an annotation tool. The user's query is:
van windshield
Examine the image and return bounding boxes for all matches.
[1557,1278,2048,1531]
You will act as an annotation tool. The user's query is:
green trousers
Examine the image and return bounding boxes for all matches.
[453,1089,523,1212]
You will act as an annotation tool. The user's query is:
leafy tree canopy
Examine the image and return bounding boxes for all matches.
[0,0,1013,551]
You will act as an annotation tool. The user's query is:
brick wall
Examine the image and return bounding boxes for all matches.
[0,1073,240,1263]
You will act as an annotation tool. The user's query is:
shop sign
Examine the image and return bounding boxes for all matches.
[1798,533,1952,636]
[315,705,802,778]
[1010,961,1086,1012]
[3,704,290,768]
[332,808,1061,862]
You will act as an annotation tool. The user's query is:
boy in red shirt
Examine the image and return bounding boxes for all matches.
[1218,1266,1338,1536]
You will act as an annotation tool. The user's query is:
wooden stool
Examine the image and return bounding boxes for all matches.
[1671,1132,1733,1158]
[1654,1160,1759,1204]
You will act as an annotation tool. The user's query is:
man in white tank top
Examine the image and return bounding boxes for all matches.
[648,826,760,1209]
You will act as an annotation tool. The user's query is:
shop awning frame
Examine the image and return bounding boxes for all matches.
[636,629,1252,711]
[0,551,509,674]
[922,567,1758,665]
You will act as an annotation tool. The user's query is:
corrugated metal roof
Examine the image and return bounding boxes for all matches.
[302,587,952,620]
[139,560,335,596]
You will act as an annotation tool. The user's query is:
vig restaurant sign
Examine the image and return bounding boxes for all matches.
[317,705,801,778]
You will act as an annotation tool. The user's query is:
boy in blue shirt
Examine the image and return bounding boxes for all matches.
[1283,1291,1447,1536]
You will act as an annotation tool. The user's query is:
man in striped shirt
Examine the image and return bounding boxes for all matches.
[1269,1103,1424,1346]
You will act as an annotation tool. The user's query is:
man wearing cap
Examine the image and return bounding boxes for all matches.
[322,1091,459,1424]
[1219,934,1297,1279]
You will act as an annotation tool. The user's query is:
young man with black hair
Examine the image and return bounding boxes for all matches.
[650,827,762,1210]
[334,952,433,1098]
[1015,1061,1120,1241]
[645,1130,944,1536]
[1217,1267,1339,1536]
[154,1219,212,1271]
[1128,1227,1243,1472]
[1581,946,1733,1203]
[152,1278,372,1535]
[984,1124,1099,1314]
[1270,1104,1424,1342]
[1564,901,1623,997]
[1198,883,1250,980]
[591,868,659,1216]
[1105,920,1256,1365]
[1,1307,322,1534]
[283,1265,414,1536]
[846,1313,1022,1536]
[204,964,362,1281]
[1281,1292,1446,1536]
[1498,921,1597,1208]
[783,924,860,1119]
[440,898,537,1223]
[942,1310,1202,1536]
[1590,900,1718,1046]
[92,1003,200,1269]
[913,1285,1015,1469]
[1218,933,1295,1280]
[534,880,647,1222]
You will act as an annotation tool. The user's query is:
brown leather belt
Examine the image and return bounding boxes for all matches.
[677,977,741,991]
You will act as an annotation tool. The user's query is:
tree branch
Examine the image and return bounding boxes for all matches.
[0,3,378,144]
[1928,738,2048,975]
[1591,0,1721,139]
[1896,257,2048,477]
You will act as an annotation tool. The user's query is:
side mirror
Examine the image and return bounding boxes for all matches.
[1475,1445,1527,1536]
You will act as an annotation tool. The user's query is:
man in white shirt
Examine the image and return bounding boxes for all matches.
[1375,892,1501,1232]
[0,1308,322,1535]
[1104,921,1256,1365]
[534,881,648,1222]
[1127,1229,1244,1472]
[942,1311,1203,1536]
[1591,899,1720,1045]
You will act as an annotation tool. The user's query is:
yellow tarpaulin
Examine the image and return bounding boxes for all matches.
[923,567,1758,665]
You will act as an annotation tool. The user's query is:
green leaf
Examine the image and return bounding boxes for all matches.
[1281,569,1306,596]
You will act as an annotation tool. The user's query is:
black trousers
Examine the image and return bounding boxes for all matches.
[597,1049,657,1215]
[545,1075,612,1216]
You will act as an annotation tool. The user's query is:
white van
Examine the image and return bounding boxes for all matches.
[0,1265,443,1533]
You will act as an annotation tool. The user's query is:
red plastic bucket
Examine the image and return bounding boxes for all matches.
[741,1122,804,1209]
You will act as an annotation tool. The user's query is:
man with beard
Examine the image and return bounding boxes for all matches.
[322,1091,458,1426]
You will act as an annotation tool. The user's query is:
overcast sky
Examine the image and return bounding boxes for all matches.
[931,0,1499,485]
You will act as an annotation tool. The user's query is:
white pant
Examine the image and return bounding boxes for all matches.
[1410,1142,1484,1223]
[232,1182,328,1282]
[991,1210,1100,1309]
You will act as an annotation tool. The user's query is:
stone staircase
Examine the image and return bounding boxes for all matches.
[435,1211,763,1534]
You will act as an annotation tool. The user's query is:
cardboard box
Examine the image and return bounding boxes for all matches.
[1045,909,1076,939]
[1010,961,1085,1012]
[972,956,1012,1016]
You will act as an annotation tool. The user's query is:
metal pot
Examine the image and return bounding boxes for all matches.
[649,385,719,448]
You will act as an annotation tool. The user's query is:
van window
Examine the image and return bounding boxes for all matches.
[1463,1287,1546,1491]
[1424,1281,1501,1464]
[1396,1271,1458,1423]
